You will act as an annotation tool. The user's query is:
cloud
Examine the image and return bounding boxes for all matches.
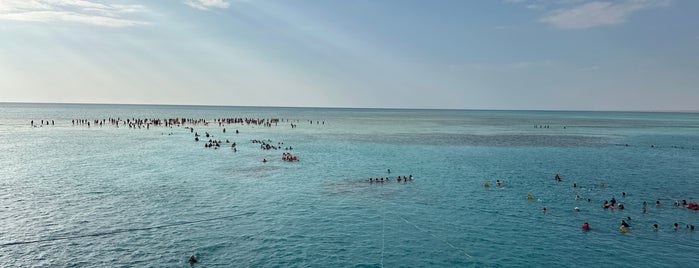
[540,0,669,29]
[185,0,231,11]
[0,0,147,27]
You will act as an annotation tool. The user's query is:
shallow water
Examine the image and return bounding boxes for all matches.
[1,103,698,267]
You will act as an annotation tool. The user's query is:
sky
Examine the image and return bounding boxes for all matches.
[1,0,698,110]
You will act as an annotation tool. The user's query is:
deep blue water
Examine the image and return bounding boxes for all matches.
[1,103,698,267]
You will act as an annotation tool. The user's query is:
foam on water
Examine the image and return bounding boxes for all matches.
[0,103,698,267]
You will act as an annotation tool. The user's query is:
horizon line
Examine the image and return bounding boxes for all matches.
[1,101,697,114]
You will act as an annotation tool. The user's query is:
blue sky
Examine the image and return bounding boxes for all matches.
[1,0,697,110]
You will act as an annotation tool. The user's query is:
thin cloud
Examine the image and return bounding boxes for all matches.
[0,0,147,27]
[540,0,669,29]
[184,0,231,11]
[505,0,585,9]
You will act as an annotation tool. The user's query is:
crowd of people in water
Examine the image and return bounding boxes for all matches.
[281,152,298,162]
[30,120,54,127]
[538,174,697,234]
[31,114,321,168]
[367,175,414,183]
[196,132,300,162]
[253,139,284,150]
[31,115,327,168]
[202,139,237,149]
[59,116,320,130]
[490,174,697,234]
[70,117,214,128]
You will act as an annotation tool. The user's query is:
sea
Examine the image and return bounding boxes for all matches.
[0,103,697,267]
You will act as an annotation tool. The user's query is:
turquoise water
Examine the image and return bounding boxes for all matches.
[1,103,698,267]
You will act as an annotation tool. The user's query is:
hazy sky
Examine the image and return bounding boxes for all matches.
[1,0,698,110]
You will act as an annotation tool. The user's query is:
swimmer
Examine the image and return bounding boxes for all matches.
[388,169,391,174]
[582,222,590,230]
[622,192,626,197]
[573,183,577,188]
[575,194,580,200]
[656,200,661,206]
[188,255,199,263]
[575,207,580,212]
[674,223,679,230]
[542,207,548,213]
[653,224,659,231]
[691,225,695,231]
[527,194,533,200]
[643,201,647,208]
[496,180,502,187]
[621,220,630,228]
[603,200,610,209]
[620,225,627,233]
[627,216,632,221]
[262,158,267,163]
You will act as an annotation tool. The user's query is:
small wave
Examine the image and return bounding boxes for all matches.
[0,211,256,247]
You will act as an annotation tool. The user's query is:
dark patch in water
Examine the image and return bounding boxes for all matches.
[329,133,609,147]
